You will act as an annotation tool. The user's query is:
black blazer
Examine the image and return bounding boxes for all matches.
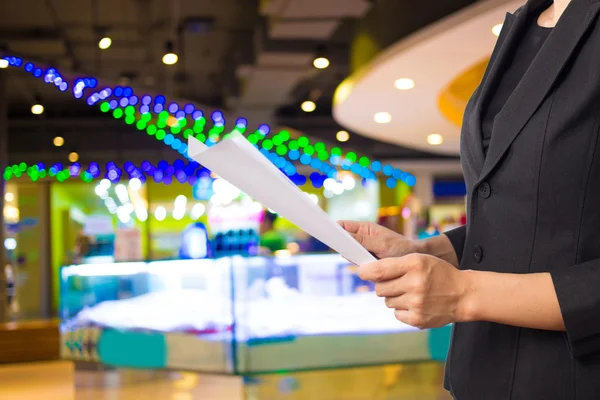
[444,0,600,398]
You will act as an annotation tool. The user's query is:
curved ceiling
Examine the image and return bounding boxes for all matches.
[332,0,523,155]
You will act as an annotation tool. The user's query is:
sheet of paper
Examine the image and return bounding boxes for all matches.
[188,133,376,266]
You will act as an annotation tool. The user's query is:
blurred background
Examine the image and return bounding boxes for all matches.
[0,0,516,398]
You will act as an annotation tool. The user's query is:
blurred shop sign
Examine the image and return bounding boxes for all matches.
[114,229,142,262]
[5,218,38,234]
[193,175,214,200]
[433,181,467,198]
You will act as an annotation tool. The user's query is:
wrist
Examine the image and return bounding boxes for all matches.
[412,238,428,255]
[456,269,481,323]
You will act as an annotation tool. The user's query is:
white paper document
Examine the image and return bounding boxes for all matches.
[187,133,376,266]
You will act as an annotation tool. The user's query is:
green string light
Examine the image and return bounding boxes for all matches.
[279,130,290,142]
[298,136,309,147]
[276,145,287,156]
[95,90,408,186]
[262,139,274,150]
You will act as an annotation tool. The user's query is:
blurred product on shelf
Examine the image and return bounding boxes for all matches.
[258,211,287,255]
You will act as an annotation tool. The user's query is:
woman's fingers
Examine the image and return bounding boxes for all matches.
[376,279,409,298]
[349,232,383,254]
[394,309,427,330]
[339,220,364,234]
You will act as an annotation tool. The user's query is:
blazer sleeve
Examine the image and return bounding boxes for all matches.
[551,261,600,358]
[443,225,467,264]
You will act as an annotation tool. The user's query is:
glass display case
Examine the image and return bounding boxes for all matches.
[59,254,451,374]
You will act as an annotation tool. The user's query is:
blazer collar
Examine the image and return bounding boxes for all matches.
[465,5,528,176]
[476,0,600,183]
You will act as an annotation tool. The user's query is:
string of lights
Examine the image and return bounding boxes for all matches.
[1,55,416,189]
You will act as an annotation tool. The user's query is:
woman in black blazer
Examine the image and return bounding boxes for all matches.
[341,0,600,398]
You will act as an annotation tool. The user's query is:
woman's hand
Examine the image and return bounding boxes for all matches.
[359,253,472,329]
[339,221,421,259]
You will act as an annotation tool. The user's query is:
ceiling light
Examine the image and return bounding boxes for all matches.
[336,130,350,142]
[190,203,206,220]
[31,104,44,115]
[4,192,14,202]
[342,176,356,190]
[68,152,79,162]
[4,238,17,251]
[301,101,316,112]
[394,78,415,90]
[115,184,129,204]
[99,179,111,190]
[53,136,64,147]
[98,37,112,50]
[313,57,330,69]
[4,205,19,222]
[427,133,444,145]
[492,24,503,37]
[129,178,142,191]
[135,207,148,222]
[94,185,106,197]
[374,112,392,124]
[162,41,178,65]
[155,206,167,221]
[117,207,131,224]
[0,59,8,69]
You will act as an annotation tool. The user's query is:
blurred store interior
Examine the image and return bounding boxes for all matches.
[0,0,514,398]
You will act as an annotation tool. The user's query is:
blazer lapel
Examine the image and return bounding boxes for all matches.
[464,5,529,176]
[479,0,600,183]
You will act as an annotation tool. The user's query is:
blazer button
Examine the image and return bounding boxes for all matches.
[478,182,491,198]
[473,245,483,263]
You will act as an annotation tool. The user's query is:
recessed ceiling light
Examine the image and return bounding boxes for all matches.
[492,24,503,37]
[301,101,316,112]
[374,112,392,124]
[394,78,415,90]
[53,136,65,147]
[98,37,112,50]
[427,133,444,145]
[162,41,178,65]
[162,52,178,65]
[31,104,44,115]
[313,57,330,69]
[336,130,350,142]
